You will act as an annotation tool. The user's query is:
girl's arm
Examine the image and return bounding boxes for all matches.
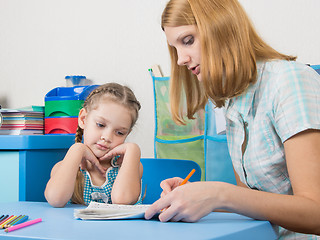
[102,142,142,204]
[45,143,105,207]
[145,130,320,235]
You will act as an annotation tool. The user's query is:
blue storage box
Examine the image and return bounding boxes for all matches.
[45,85,99,102]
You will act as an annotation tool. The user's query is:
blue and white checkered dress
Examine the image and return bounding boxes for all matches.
[81,157,142,205]
[225,60,320,240]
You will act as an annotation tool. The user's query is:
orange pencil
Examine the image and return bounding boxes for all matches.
[179,169,196,186]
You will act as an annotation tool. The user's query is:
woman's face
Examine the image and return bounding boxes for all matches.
[164,25,202,81]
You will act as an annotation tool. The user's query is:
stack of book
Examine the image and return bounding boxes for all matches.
[0,106,44,135]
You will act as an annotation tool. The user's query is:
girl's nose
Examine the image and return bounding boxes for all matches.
[101,130,112,143]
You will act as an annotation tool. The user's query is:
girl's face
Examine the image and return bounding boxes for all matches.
[78,100,132,158]
[164,25,202,81]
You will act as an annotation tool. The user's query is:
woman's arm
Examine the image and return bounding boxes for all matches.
[45,143,105,207]
[103,142,142,204]
[145,130,320,235]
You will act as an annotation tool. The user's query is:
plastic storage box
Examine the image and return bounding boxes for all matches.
[45,85,98,134]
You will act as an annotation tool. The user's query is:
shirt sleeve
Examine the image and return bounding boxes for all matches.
[272,63,320,142]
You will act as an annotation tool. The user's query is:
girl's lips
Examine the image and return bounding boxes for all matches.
[96,143,108,151]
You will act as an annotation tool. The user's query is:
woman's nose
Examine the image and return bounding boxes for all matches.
[177,50,190,66]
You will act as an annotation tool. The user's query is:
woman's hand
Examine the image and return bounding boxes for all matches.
[159,177,184,197]
[145,181,225,222]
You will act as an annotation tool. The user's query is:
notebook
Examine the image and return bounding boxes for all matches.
[74,202,152,220]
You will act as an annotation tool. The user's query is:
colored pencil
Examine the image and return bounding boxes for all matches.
[8,215,29,227]
[3,215,21,228]
[5,218,42,233]
[4,215,25,228]
[179,169,196,186]
[0,215,6,221]
[0,215,9,225]
[0,215,15,229]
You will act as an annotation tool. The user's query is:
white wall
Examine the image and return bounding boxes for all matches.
[1,0,319,158]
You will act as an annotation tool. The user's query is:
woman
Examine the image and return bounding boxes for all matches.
[145,0,320,239]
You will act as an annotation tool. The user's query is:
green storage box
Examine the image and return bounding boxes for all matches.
[45,100,84,117]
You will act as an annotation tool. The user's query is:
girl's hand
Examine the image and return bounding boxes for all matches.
[76,143,107,175]
[99,142,137,165]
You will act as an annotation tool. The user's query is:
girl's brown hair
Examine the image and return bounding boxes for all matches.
[162,0,296,124]
[71,83,141,204]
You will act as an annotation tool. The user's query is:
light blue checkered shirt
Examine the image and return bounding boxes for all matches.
[225,60,320,240]
[81,157,142,205]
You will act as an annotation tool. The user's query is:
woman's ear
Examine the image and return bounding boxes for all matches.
[78,108,87,129]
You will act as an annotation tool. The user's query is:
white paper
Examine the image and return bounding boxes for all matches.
[74,202,151,220]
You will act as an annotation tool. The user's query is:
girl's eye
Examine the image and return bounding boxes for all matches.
[182,35,194,45]
[116,131,125,136]
[96,122,104,128]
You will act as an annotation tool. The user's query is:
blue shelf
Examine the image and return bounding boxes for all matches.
[0,135,75,150]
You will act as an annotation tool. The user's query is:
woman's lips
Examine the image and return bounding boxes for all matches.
[191,65,200,75]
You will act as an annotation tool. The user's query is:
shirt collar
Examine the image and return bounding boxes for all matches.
[226,62,265,119]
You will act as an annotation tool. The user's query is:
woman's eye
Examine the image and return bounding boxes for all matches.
[182,36,194,45]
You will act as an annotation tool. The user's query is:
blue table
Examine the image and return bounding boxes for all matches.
[0,135,74,202]
[0,201,277,240]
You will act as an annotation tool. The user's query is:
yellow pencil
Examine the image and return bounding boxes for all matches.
[179,169,196,186]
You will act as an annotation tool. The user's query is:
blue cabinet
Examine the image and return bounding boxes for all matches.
[0,135,75,202]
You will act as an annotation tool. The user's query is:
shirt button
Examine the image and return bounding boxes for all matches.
[244,122,248,127]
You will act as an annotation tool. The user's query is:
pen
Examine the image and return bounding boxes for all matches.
[179,169,196,186]
[5,218,42,233]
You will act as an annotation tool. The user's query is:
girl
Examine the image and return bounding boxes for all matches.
[45,83,143,207]
[145,0,320,239]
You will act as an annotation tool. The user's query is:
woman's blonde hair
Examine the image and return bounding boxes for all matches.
[162,0,296,124]
[71,83,141,204]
